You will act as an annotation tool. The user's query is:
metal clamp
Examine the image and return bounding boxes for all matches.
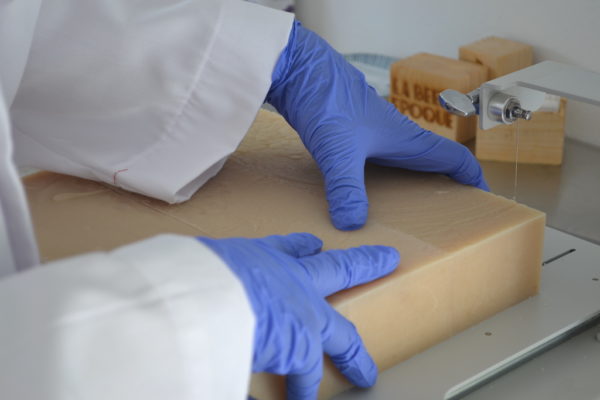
[439,88,480,117]
[487,92,532,124]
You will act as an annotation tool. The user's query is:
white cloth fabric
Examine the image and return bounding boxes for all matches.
[0,1,42,275]
[0,235,255,400]
[247,0,295,11]
[0,0,294,397]
[11,0,293,204]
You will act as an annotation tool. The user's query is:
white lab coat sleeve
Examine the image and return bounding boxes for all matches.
[0,81,39,274]
[0,0,42,274]
[0,235,255,400]
[10,0,294,203]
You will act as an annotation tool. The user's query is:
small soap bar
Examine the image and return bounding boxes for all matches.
[459,36,533,79]
[390,53,487,143]
[460,37,566,165]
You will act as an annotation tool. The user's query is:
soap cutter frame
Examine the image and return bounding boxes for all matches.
[439,60,600,129]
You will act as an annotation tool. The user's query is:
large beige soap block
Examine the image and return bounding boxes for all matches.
[24,110,545,399]
[390,53,487,143]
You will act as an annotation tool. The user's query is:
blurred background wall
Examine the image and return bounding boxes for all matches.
[295,0,600,147]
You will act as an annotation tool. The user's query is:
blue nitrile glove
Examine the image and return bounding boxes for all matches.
[266,21,489,231]
[197,233,400,400]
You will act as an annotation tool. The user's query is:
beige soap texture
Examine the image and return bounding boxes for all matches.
[24,110,545,399]
[390,53,487,143]
[460,37,566,165]
[459,36,533,80]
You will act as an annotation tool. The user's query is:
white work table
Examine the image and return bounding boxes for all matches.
[464,138,600,400]
[482,138,600,246]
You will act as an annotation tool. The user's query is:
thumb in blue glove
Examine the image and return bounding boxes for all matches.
[267,21,489,231]
[197,233,400,399]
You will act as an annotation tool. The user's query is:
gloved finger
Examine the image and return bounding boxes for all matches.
[286,357,323,400]
[296,245,399,297]
[371,135,489,190]
[439,143,490,191]
[323,308,377,388]
[368,111,490,191]
[320,157,369,231]
[254,233,323,258]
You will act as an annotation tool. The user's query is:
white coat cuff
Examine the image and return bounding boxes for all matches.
[0,234,255,399]
[122,2,294,203]
[110,235,256,398]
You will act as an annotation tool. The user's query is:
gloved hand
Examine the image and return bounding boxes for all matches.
[197,233,399,400]
[267,21,489,231]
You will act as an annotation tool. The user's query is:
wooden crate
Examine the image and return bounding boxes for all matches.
[390,53,487,143]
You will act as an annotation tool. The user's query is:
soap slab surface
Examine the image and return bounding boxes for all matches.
[24,110,545,399]
[475,99,566,165]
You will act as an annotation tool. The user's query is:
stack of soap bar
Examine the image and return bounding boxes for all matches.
[390,53,487,143]
[24,110,545,399]
[460,37,566,165]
